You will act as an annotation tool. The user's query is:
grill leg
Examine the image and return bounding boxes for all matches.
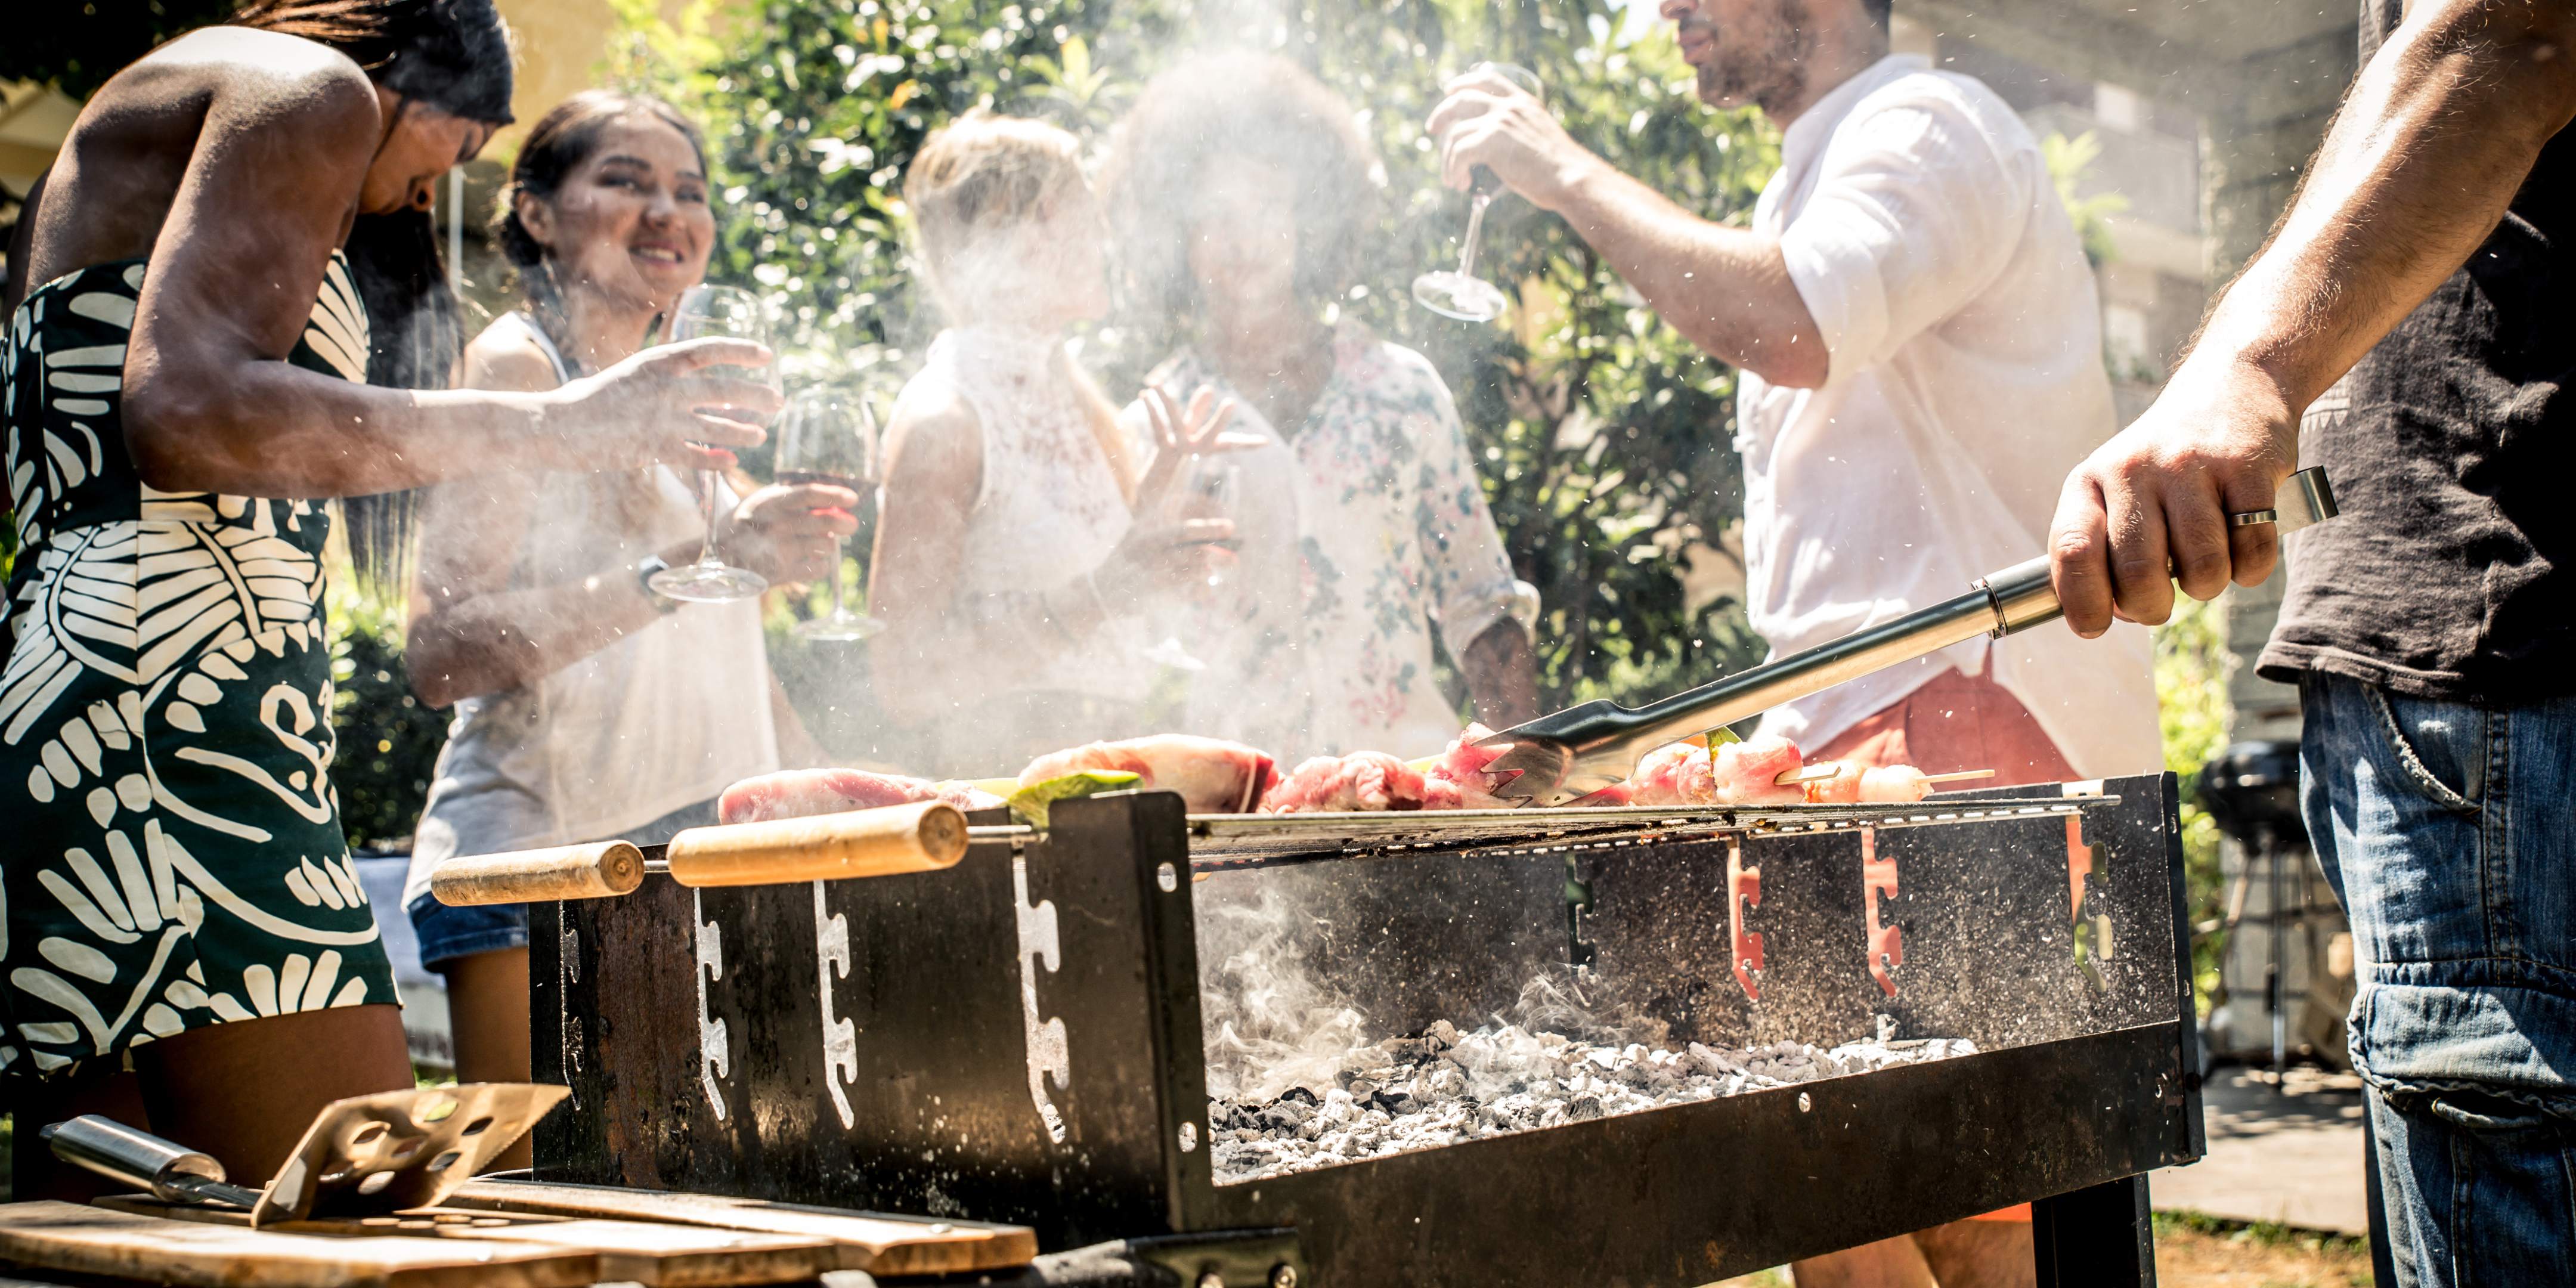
[2032,1174,2155,1287]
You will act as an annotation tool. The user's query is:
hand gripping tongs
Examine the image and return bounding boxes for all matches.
[1480,467,2339,806]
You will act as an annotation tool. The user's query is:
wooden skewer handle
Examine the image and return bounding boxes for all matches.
[1921,769,1998,784]
[665,799,970,888]
[430,841,646,906]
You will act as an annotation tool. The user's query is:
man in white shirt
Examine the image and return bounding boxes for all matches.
[1431,1,2159,1284]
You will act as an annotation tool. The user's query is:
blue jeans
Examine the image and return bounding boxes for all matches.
[2301,673,2576,1286]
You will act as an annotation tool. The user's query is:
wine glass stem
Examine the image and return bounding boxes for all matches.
[1456,193,1494,279]
[695,469,723,566]
[826,533,849,618]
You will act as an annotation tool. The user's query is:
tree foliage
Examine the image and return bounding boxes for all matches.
[0,0,236,98]
[619,0,1778,715]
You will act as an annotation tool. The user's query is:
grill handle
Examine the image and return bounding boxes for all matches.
[431,800,970,905]
[1603,466,2337,755]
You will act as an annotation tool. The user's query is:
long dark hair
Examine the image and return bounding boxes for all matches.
[339,209,460,599]
[231,0,515,123]
[227,0,512,600]
[494,90,709,368]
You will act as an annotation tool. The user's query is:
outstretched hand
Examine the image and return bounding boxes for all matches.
[1133,383,1253,516]
[551,337,781,473]
[2047,361,2301,636]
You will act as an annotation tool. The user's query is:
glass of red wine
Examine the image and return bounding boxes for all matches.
[1414,63,1544,323]
[652,285,775,603]
[776,387,886,641]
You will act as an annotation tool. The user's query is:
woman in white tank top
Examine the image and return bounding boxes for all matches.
[396,94,857,1120]
[870,113,1246,776]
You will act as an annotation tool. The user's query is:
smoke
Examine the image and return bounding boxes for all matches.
[1195,886,1375,1101]
[1194,882,1658,1103]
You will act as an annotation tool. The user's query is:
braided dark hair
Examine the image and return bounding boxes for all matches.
[493,91,709,365]
[231,0,515,123]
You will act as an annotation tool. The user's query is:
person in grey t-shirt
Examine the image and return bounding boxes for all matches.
[2049,3,2576,1283]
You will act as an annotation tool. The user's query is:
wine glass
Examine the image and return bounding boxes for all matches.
[1140,457,1243,673]
[776,388,887,641]
[651,284,774,603]
[1414,63,1545,323]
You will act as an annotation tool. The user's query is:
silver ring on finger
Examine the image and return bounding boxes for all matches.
[2228,509,2278,528]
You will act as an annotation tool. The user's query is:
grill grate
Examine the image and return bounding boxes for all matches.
[1183,790,2116,871]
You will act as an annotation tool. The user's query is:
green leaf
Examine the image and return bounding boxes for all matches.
[1007,770,1144,828]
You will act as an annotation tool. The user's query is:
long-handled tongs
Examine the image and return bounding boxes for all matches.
[1482,467,2339,806]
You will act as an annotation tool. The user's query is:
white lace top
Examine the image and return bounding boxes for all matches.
[906,324,1151,708]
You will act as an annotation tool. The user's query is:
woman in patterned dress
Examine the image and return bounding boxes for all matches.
[1,0,779,1197]
[1103,55,1539,760]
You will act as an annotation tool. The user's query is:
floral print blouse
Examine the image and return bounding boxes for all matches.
[1153,323,1520,760]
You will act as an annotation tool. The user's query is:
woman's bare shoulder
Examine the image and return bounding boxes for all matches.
[460,319,562,393]
[883,376,983,478]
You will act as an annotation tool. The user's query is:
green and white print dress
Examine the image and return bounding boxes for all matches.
[1,253,397,1076]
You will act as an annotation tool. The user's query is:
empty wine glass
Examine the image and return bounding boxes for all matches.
[1141,457,1243,673]
[776,388,886,641]
[1414,62,1545,323]
[651,284,774,603]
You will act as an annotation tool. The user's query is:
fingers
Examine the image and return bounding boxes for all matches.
[2222,469,2284,588]
[2103,465,2176,626]
[687,413,767,451]
[763,482,863,513]
[2049,473,2119,639]
[679,374,784,421]
[2162,470,2234,604]
[1143,385,1181,453]
[658,336,775,371]
[680,444,739,473]
[1424,87,1494,146]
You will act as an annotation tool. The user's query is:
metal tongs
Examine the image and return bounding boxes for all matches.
[1481,467,2339,806]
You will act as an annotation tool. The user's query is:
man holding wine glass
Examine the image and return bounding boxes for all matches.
[1428,2,2157,1284]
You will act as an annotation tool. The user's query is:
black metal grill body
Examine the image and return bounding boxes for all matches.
[532,772,2199,1286]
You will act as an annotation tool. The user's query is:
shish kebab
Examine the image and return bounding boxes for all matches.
[428,468,2330,906]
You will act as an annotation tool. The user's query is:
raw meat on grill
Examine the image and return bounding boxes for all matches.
[1792,761,1937,804]
[1423,723,1515,809]
[1857,764,1933,803]
[1627,741,1721,807]
[1020,735,1280,815]
[719,767,1002,825]
[1260,751,1433,813]
[1713,735,1807,805]
[1623,734,1806,806]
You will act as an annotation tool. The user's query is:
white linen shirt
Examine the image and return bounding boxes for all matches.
[1733,54,2159,778]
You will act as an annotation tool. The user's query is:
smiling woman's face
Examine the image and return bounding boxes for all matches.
[521,113,717,315]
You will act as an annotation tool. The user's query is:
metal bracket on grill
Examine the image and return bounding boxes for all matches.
[692,888,732,1122]
[1727,838,1764,1002]
[1013,852,1072,1145]
[1862,827,1902,999]
[815,880,860,1130]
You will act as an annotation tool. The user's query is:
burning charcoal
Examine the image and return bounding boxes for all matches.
[1566,1095,1605,1122]
[1426,1019,1461,1049]
[1279,1086,1320,1107]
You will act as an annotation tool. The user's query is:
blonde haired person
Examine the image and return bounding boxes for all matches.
[869,112,1238,775]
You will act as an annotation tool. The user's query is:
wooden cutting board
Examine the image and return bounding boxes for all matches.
[0,1202,595,1288]
[444,1179,1038,1274]
[93,1196,840,1288]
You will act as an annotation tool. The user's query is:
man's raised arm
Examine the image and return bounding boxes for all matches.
[1427,72,1829,388]
[2049,0,2576,634]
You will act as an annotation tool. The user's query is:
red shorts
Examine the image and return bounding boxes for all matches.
[1817,667,2077,1223]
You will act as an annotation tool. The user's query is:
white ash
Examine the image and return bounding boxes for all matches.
[1208,1020,1976,1183]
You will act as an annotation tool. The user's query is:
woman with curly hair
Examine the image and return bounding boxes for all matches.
[1102,54,1536,760]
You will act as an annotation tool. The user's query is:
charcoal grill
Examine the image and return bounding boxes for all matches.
[531,774,2198,1287]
